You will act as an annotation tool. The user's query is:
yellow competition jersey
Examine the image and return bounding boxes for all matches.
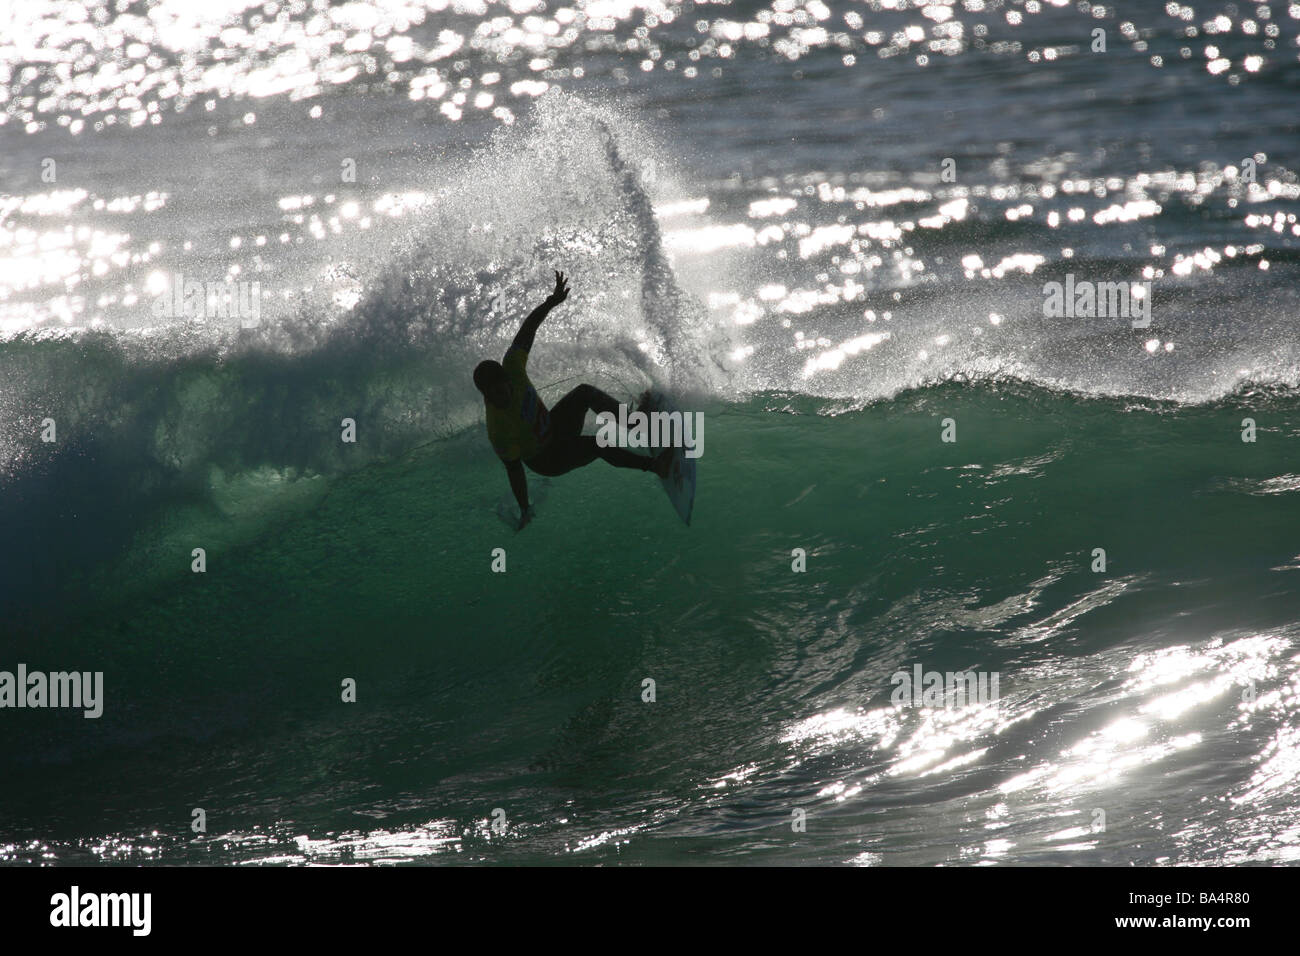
[485,346,552,462]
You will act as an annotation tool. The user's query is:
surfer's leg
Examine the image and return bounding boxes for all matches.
[531,385,671,477]
[548,384,622,439]
[527,436,658,476]
[587,438,672,477]
[592,437,660,471]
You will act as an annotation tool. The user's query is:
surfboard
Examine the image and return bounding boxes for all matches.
[641,391,697,526]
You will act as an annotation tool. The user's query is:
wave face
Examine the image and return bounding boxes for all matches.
[4,0,1300,865]
[4,384,1300,865]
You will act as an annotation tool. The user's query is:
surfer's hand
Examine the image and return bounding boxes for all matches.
[547,270,569,306]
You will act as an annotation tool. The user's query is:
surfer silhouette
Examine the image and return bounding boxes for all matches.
[474,270,671,530]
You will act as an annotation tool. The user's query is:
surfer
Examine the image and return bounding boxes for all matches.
[474,270,671,529]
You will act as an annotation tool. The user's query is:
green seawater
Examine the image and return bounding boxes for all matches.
[5,382,1300,865]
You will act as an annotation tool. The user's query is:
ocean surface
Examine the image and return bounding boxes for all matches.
[2,0,1299,865]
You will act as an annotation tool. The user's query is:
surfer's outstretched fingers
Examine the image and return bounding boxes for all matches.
[549,270,568,303]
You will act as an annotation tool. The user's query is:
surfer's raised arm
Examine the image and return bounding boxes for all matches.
[510,270,569,354]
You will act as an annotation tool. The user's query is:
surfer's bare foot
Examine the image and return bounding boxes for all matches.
[650,448,673,479]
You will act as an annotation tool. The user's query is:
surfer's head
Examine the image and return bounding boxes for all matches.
[474,359,511,408]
